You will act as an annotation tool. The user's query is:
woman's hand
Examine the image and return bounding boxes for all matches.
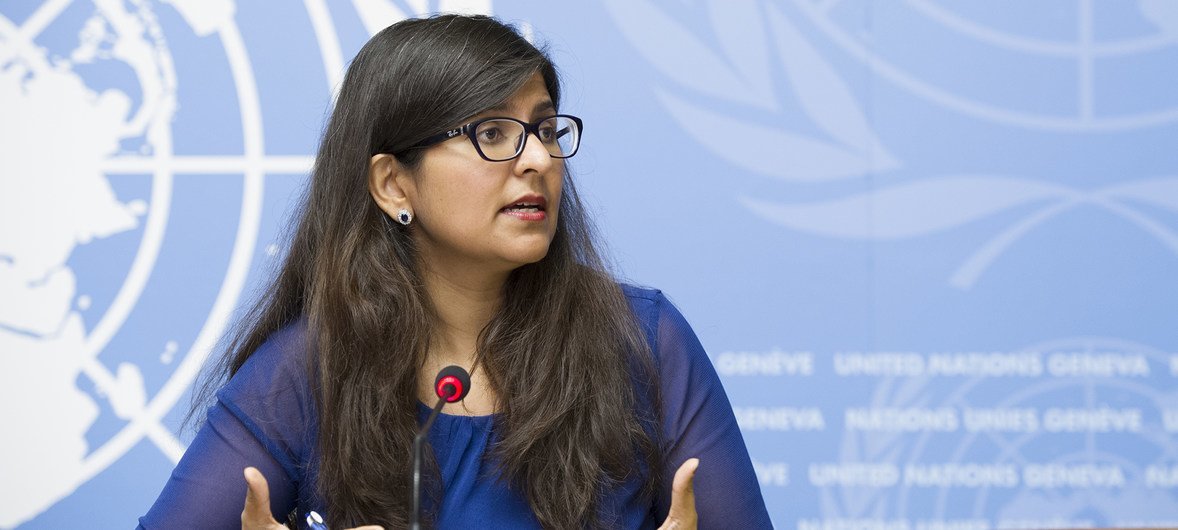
[241,467,384,530]
[658,458,699,530]
[241,467,288,530]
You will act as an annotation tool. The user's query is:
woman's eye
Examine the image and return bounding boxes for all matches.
[478,127,504,143]
[538,125,556,142]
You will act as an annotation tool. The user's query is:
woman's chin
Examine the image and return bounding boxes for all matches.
[502,243,553,269]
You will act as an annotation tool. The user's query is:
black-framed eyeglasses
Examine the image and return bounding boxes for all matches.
[400,114,583,162]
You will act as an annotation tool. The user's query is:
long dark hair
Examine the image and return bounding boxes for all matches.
[197,14,662,529]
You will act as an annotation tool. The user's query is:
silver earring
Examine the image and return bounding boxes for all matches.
[396,208,413,225]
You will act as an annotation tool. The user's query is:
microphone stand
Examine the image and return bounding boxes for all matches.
[411,365,469,530]
[411,392,450,530]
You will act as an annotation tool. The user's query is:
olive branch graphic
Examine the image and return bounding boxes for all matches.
[604,0,1178,290]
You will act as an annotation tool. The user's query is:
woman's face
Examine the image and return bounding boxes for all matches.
[400,73,564,275]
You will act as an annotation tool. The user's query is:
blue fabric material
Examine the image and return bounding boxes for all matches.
[138,286,772,529]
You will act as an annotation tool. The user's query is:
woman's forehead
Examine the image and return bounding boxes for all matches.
[475,74,554,119]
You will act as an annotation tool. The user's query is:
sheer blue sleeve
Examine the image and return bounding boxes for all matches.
[639,289,773,529]
[138,323,314,529]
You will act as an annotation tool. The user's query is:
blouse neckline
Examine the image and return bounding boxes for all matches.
[415,400,497,422]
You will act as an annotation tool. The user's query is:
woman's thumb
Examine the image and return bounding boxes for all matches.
[664,458,699,528]
[242,466,277,527]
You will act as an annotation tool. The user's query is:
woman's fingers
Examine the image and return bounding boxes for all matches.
[659,458,699,530]
[241,467,282,529]
[242,468,383,530]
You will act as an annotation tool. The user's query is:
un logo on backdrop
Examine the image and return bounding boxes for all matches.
[0,0,489,527]
[606,0,1178,526]
[605,0,1178,290]
[1,3,174,525]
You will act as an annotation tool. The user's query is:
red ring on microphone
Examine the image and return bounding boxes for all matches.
[436,375,465,403]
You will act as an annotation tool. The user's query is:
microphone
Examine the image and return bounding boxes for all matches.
[411,365,471,530]
[434,365,471,404]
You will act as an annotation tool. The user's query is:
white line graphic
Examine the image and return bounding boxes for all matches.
[102,155,315,174]
[305,0,345,94]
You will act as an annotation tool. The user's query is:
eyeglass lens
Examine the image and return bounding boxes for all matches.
[474,116,580,161]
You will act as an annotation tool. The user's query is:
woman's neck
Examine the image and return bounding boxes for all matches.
[420,262,507,364]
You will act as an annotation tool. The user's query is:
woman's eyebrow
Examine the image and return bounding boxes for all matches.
[478,99,556,119]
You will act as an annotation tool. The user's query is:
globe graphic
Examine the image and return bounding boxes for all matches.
[0,2,183,526]
[0,1,488,527]
[796,0,1178,131]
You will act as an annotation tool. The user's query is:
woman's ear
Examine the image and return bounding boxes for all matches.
[368,153,413,218]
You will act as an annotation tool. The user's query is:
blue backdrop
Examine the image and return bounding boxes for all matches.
[3,1,1178,528]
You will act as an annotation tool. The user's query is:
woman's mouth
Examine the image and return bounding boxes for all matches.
[501,202,547,221]
[501,195,548,221]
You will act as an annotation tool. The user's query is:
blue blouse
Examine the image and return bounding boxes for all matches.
[139,286,772,528]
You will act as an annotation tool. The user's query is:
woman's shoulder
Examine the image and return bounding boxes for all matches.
[213,319,318,483]
[234,319,311,374]
[618,283,700,357]
[620,283,693,326]
[620,283,663,302]
[620,283,668,315]
[618,283,708,361]
[619,283,667,336]
[218,318,314,406]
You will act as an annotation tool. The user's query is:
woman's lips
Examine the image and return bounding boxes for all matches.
[501,194,548,221]
[500,204,547,221]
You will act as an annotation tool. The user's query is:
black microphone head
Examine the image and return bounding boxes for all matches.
[434,365,471,403]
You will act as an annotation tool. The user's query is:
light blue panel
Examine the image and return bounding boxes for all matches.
[3,1,1177,528]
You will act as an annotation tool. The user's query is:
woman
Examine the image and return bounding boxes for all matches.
[140,14,771,529]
